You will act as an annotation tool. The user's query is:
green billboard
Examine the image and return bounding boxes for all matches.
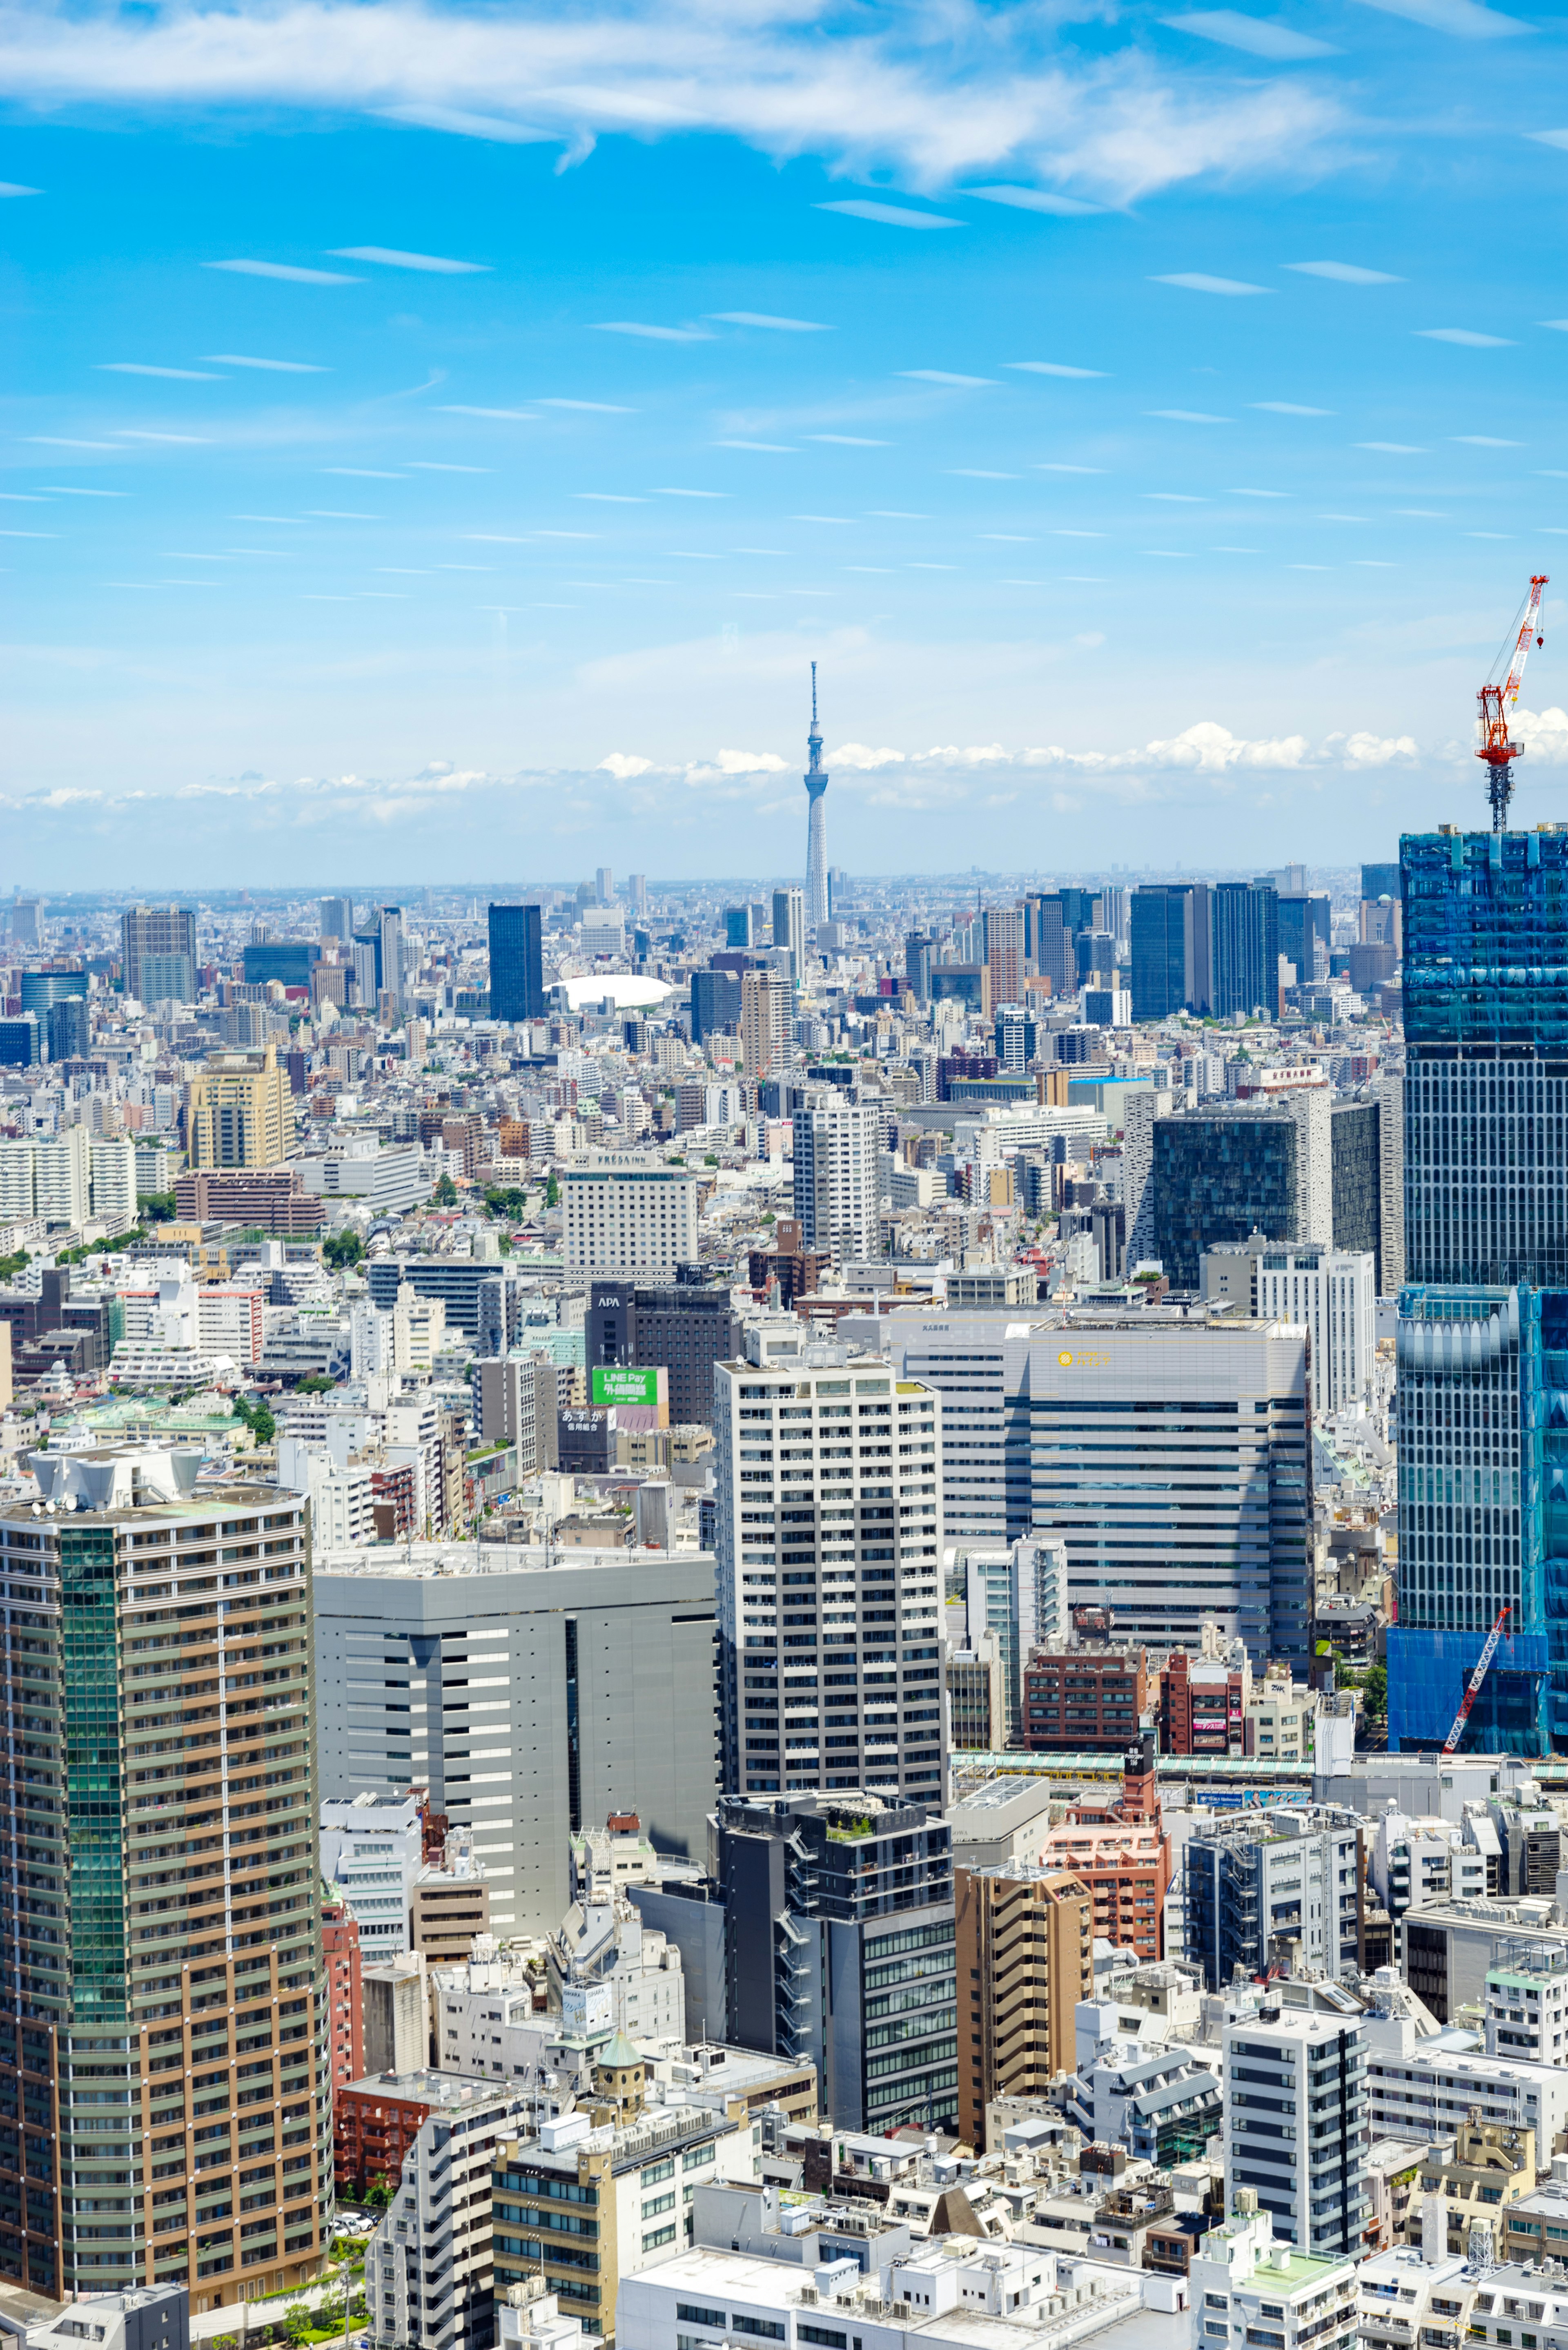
[591,1365,662,1407]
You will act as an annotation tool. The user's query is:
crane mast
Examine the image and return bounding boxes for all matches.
[1478,574,1548,832]
[1442,1602,1511,1758]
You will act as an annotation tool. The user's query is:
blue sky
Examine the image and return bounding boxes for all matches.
[4,0,1568,885]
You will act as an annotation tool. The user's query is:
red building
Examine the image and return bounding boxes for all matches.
[1038,1735,1173,1962]
[1022,1645,1149,1751]
[335,2073,443,2200]
[321,1897,364,2096]
[1159,1648,1247,1757]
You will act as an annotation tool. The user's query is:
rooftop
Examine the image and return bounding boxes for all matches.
[341,2069,505,2106]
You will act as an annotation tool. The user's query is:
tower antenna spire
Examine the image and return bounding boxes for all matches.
[804,661,829,928]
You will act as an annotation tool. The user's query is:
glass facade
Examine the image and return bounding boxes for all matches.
[1389,1283,1559,1753]
[487,901,545,1024]
[1330,1098,1381,1288]
[61,1527,127,2024]
[1150,1110,1299,1289]
[1129,885,1193,1021]
[1403,829,1568,1289]
[1210,879,1279,1019]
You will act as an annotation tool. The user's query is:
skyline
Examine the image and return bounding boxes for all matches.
[5,0,1568,877]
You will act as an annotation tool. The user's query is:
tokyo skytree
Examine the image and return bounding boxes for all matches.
[805,661,829,928]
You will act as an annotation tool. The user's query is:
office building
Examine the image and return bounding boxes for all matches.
[19,967,86,1015]
[486,902,550,1024]
[470,1355,559,1472]
[1212,878,1280,1017]
[586,1280,742,1428]
[1223,2008,1368,2254]
[1022,1644,1149,1752]
[866,1306,1311,1659]
[723,906,754,950]
[772,886,806,985]
[313,1540,719,1937]
[1200,1238,1375,1415]
[561,1162,699,1279]
[365,2076,533,2350]
[0,1015,39,1068]
[1277,890,1331,989]
[242,940,320,990]
[987,905,1025,1009]
[1149,1090,1332,1289]
[492,2067,756,2340]
[0,1444,326,2308]
[962,1538,1068,1745]
[904,932,933,1003]
[1186,1810,1360,1989]
[378,904,406,1006]
[690,966,741,1044]
[741,969,793,1081]
[1130,881,1210,1020]
[1402,829,1568,1286]
[46,994,88,1062]
[712,1329,943,1799]
[792,1097,882,1263]
[319,894,353,941]
[185,1043,294,1169]
[1363,858,1401,902]
[993,1003,1037,1071]
[1378,1069,1405,1295]
[955,1863,1092,2152]
[320,1792,425,1962]
[714,1791,957,2131]
[120,904,196,1006]
[1330,1095,1383,1287]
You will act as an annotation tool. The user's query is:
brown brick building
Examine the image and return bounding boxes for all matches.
[1022,1646,1149,1751]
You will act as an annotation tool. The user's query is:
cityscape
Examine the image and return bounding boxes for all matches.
[11,1,1568,2348]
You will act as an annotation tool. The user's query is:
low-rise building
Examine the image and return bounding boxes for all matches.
[1190,2196,1358,2350]
[955,1863,1092,2152]
[1408,2114,1535,2259]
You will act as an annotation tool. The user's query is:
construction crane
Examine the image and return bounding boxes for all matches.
[1442,1601,1511,1757]
[1478,575,1548,832]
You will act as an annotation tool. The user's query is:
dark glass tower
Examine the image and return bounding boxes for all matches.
[487,901,545,1025]
[1210,879,1279,1019]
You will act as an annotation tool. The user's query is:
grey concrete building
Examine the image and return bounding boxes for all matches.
[314,1541,719,1938]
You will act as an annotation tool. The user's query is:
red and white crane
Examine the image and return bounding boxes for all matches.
[1442,1602,1511,1757]
[1478,575,1548,832]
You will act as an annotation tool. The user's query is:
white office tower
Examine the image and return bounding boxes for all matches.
[379,903,405,1005]
[772,885,806,985]
[793,1098,882,1263]
[320,894,353,940]
[962,1537,1068,1744]
[561,1159,698,1277]
[1223,2007,1369,2255]
[804,661,829,927]
[1201,1239,1376,1416]
[314,1539,719,1935]
[713,1327,944,1799]
[864,1306,1312,1662]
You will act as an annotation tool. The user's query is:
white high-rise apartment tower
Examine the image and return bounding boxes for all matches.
[794,1098,882,1263]
[805,662,829,928]
[772,886,806,986]
[713,1327,944,1799]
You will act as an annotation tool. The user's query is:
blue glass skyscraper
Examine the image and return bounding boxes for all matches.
[1390,827,1568,1753]
[487,901,545,1024]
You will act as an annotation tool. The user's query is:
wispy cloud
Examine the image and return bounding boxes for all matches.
[817,200,964,228]
[898,368,996,386]
[0,179,42,194]
[330,244,488,270]
[1147,407,1231,421]
[1152,272,1271,294]
[1008,360,1108,377]
[205,258,360,283]
[1353,0,1529,33]
[1253,400,1334,413]
[98,361,223,377]
[708,311,831,330]
[439,404,537,419]
[1416,327,1513,345]
[593,320,712,341]
[202,352,327,370]
[963,185,1102,214]
[1162,11,1338,55]
[1285,259,1402,283]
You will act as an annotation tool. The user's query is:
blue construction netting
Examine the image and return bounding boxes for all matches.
[1387,1623,1551,1755]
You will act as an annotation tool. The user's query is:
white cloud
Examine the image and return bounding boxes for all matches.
[708,312,831,330]
[1008,360,1107,378]
[1416,328,1514,346]
[899,369,996,387]
[203,352,327,370]
[1511,707,1568,763]
[330,244,488,270]
[205,258,360,283]
[963,185,1102,214]
[0,0,1349,211]
[98,361,223,378]
[829,742,906,769]
[597,751,655,778]
[1152,272,1271,295]
[1284,259,1402,283]
[1163,11,1339,54]
[593,321,712,341]
[0,180,42,194]
[1147,407,1230,421]
[1353,0,1528,33]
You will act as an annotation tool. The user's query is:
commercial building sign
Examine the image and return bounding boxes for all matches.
[591,1365,662,1407]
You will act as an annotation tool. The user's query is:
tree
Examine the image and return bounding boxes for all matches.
[365,2174,392,2211]
[1361,1662,1388,1720]
[433,1173,458,1206]
[283,2304,312,2343]
[297,1371,337,1396]
[323,1229,364,1271]
[141,1191,176,1224]
[232,1396,276,1445]
[545,1172,559,1208]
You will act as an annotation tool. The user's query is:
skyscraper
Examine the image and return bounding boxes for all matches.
[804,662,829,928]
[1211,878,1279,1018]
[987,905,1025,1010]
[377,905,405,1008]
[487,902,545,1024]
[793,1097,883,1263]
[120,905,196,1007]
[740,970,792,1081]
[771,886,805,985]
[318,895,353,942]
[713,1329,943,1801]
[0,1443,327,2307]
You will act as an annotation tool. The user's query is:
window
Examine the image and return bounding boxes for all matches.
[677,2308,726,2330]
[731,2323,786,2342]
